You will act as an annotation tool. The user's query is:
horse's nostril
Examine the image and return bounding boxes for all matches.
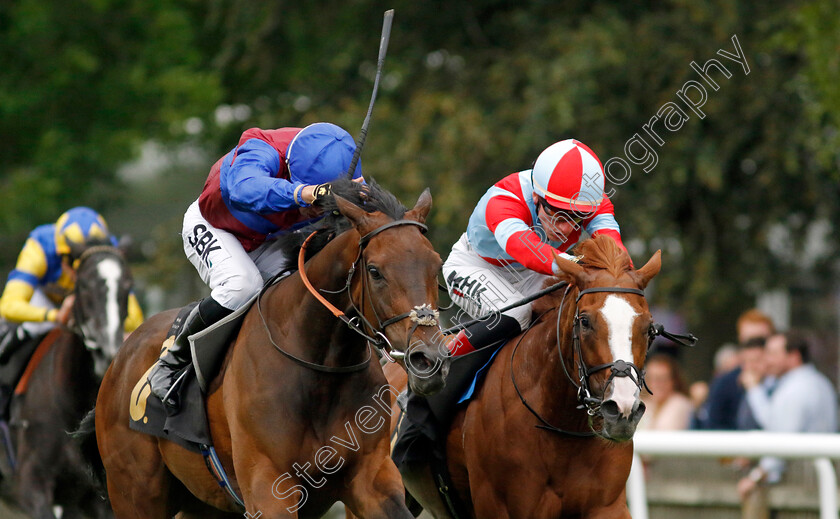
[600,400,621,421]
[632,401,647,422]
[407,351,434,375]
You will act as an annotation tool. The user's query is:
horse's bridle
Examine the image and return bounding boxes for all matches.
[512,282,696,436]
[259,219,442,373]
[345,220,442,362]
[71,245,125,349]
[560,286,649,417]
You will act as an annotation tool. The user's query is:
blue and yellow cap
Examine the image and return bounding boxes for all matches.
[54,207,109,256]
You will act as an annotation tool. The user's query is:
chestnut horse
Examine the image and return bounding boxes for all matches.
[2,243,133,519]
[94,183,451,518]
[356,235,662,519]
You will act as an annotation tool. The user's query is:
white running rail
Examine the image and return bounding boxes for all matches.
[627,431,840,519]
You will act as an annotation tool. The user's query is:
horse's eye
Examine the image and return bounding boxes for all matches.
[579,315,591,329]
[367,265,384,281]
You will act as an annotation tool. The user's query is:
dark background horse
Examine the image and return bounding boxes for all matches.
[0,244,133,519]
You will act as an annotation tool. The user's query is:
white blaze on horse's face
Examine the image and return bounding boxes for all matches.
[599,295,641,418]
[96,258,124,356]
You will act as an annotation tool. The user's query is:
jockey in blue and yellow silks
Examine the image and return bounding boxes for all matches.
[0,207,143,360]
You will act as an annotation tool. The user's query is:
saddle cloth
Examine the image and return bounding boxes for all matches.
[392,340,505,466]
[127,291,260,452]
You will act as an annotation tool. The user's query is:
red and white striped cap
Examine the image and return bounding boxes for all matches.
[531,139,605,213]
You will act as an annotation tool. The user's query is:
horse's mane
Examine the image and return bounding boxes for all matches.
[574,234,633,278]
[275,177,407,265]
[532,234,633,315]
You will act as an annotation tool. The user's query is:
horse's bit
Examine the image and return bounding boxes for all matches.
[258,219,441,373]
[71,245,125,349]
[512,283,697,436]
[560,286,650,417]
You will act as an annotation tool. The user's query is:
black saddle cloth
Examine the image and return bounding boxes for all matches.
[128,303,210,452]
[392,340,504,467]
[129,300,250,452]
[128,271,291,452]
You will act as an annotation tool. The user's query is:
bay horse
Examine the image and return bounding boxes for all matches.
[2,243,133,519]
[356,235,662,519]
[94,182,451,518]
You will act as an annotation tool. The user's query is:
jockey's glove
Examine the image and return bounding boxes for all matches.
[312,183,332,205]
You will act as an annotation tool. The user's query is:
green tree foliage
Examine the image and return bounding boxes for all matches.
[0,0,222,256]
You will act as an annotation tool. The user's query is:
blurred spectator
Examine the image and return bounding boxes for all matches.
[689,342,740,421]
[736,310,776,346]
[734,337,770,430]
[714,343,740,375]
[688,381,709,411]
[639,353,694,430]
[737,332,838,497]
[693,309,775,430]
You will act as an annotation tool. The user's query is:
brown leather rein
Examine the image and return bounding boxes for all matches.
[258,219,440,374]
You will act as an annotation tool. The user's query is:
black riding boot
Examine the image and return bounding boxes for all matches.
[447,314,522,357]
[393,314,523,469]
[148,297,233,410]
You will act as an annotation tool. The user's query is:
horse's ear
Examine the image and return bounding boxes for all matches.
[334,195,370,229]
[117,235,133,255]
[633,249,661,289]
[552,252,588,287]
[406,188,432,224]
[67,239,87,262]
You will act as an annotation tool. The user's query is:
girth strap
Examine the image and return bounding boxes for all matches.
[200,444,246,510]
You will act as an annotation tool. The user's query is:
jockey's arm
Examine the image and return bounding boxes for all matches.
[585,196,627,251]
[124,292,144,333]
[225,139,308,211]
[484,196,575,276]
[0,239,57,323]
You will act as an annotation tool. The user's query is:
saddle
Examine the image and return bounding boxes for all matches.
[0,327,59,414]
[127,291,258,452]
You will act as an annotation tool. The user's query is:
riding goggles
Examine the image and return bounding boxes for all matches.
[537,197,592,225]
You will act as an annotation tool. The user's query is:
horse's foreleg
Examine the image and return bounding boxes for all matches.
[346,492,424,519]
[343,454,414,519]
[236,463,301,519]
[99,432,173,519]
[13,456,58,519]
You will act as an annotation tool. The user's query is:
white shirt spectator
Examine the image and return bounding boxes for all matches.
[746,363,837,482]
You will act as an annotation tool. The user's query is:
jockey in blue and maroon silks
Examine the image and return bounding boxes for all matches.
[443,139,628,356]
[148,123,363,410]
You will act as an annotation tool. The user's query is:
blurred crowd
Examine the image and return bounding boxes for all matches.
[637,308,838,517]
